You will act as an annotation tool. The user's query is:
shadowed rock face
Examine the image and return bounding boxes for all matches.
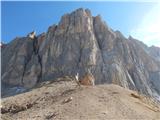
[2,8,160,97]
[148,46,160,61]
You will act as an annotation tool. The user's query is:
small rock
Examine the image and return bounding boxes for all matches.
[62,97,73,104]
[45,112,57,119]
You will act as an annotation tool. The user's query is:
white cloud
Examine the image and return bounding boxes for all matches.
[130,3,160,47]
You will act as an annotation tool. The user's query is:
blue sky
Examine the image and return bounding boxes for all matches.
[1,1,160,47]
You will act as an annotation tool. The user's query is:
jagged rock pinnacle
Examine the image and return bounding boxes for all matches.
[28,31,36,39]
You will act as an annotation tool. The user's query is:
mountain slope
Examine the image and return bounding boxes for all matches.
[1,79,160,120]
[1,8,160,98]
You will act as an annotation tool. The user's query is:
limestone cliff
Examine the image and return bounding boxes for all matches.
[2,8,160,98]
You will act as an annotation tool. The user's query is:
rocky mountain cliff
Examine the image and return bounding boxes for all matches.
[2,8,160,98]
[148,46,160,61]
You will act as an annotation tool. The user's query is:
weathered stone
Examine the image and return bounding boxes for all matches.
[148,46,160,61]
[27,31,36,39]
[80,73,95,86]
[2,8,160,98]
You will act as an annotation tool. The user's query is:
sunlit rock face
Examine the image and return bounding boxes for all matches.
[2,8,160,97]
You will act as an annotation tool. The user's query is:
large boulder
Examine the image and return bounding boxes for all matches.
[79,73,95,86]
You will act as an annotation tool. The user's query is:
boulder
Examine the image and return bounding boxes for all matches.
[79,73,95,86]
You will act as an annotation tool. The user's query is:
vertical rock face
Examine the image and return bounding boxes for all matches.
[148,46,160,61]
[2,8,160,98]
[2,33,45,88]
[39,8,104,84]
[2,37,34,86]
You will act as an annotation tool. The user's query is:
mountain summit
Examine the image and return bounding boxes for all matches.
[2,8,160,99]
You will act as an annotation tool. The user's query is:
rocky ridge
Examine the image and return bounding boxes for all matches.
[2,8,160,98]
